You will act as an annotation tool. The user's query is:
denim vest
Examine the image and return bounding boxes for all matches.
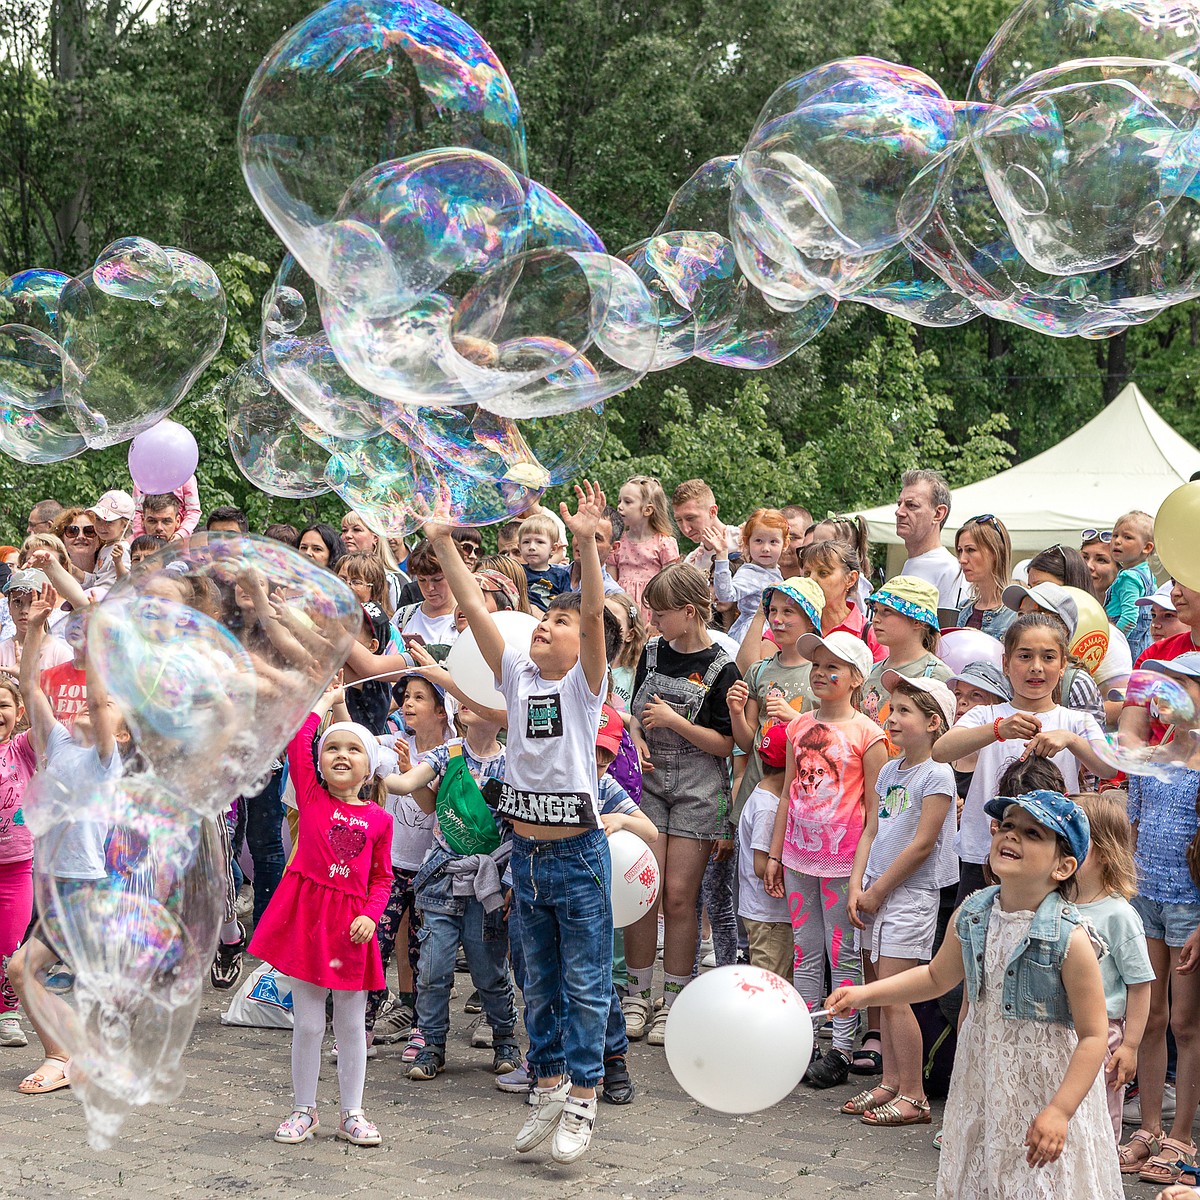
[956,886,1081,1026]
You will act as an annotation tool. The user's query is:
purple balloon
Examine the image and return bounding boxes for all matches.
[939,627,1005,675]
[127,419,198,493]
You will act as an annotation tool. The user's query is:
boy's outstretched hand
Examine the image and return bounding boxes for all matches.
[561,480,606,541]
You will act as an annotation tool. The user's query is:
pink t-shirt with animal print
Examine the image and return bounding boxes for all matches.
[782,711,886,877]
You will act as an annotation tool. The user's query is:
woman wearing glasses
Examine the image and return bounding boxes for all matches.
[49,508,100,580]
[955,515,1016,641]
[1081,529,1120,604]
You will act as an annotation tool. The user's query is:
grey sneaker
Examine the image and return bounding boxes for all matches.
[468,1013,493,1048]
[514,1078,571,1153]
[496,1062,533,1093]
[0,1016,26,1048]
[372,1001,413,1045]
[621,993,652,1040]
[551,1094,597,1164]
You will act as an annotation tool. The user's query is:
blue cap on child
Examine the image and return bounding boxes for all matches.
[983,790,1090,866]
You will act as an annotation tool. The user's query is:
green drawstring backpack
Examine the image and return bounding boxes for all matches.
[436,744,501,856]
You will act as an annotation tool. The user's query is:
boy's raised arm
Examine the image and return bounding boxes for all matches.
[561,481,607,697]
[423,523,506,679]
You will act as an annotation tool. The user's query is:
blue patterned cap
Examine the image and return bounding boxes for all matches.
[762,576,824,631]
[867,575,940,630]
[984,790,1090,865]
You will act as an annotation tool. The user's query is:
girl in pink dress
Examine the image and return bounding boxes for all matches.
[250,687,392,1147]
[612,474,679,624]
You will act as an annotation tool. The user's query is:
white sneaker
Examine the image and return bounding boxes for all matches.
[700,949,717,968]
[646,1006,670,1046]
[551,1094,597,1164]
[514,1078,571,1153]
[621,994,652,1040]
[469,1013,493,1048]
[234,884,254,917]
[0,1016,27,1048]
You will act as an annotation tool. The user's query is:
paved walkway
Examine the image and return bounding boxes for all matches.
[0,984,1168,1198]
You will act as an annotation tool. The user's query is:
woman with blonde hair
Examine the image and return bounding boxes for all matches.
[340,510,408,611]
[955,514,1015,641]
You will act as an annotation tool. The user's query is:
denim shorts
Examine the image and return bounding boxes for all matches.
[1132,894,1200,947]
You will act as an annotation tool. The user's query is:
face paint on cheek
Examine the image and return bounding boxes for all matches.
[829,672,839,682]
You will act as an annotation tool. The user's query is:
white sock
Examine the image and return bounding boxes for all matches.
[220,917,242,944]
[626,965,654,998]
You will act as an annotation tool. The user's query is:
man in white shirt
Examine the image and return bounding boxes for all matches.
[895,468,966,612]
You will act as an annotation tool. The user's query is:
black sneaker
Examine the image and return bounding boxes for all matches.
[602,1054,635,1105]
[804,1047,851,1089]
[407,1044,446,1081]
[492,1040,522,1075]
[464,989,482,1013]
[210,923,247,991]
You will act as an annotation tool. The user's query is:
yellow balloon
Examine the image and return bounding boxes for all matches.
[1155,482,1200,591]
[1062,586,1110,674]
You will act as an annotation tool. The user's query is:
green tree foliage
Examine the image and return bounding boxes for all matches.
[1,0,1198,545]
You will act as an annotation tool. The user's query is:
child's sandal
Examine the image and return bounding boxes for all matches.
[840,1084,897,1115]
[336,1108,381,1146]
[1118,1129,1160,1174]
[1139,1136,1196,1185]
[274,1107,318,1144]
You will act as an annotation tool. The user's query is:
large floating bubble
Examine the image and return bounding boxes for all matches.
[0,268,70,337]
[1104,668,1200,779]
[741,57,957,258]
[655,156,837,366]
[57,240,227,447]
[0,325,66,411]
[24,774,223,1149]
[970,58,1200,276]
[239,0,527,293]
[222,355,333,498]
[0,397,87,464]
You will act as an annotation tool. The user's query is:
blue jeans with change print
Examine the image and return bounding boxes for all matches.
[512,828,613,1088]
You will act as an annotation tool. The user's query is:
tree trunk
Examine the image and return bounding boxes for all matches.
[50,0,90,267]
[1102,330,1128,404]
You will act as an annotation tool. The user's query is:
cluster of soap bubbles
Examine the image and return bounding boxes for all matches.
[0,238,226,464]
[223,0,1200,532]
[22,534,360,1146]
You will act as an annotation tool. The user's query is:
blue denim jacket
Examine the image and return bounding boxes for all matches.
[957,886,1082,1026]
[412,843,507,940]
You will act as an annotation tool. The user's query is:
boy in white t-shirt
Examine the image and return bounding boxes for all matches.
[425,481,612,1166]
[736,724,792,980]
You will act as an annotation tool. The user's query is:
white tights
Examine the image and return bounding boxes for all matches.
[289,979,368,1112]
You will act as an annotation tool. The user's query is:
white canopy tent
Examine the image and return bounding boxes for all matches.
[854,383,1200,576]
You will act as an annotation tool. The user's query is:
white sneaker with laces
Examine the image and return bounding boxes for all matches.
[621,993,652,1040]
[551,1094,597,1164]
[646,1006,670,1046]
[0,1016,27,1048]
[514,1078,571,1152]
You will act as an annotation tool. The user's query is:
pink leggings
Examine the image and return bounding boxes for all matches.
[0,857,33,1014]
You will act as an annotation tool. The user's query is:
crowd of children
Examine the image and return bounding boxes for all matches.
[2,466,1199,1200]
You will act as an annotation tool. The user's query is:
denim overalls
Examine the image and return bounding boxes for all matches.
[633,637,733,840]
[957,886,1082,1025]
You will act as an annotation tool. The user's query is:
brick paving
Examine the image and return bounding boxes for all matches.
[0,980,1166,1199]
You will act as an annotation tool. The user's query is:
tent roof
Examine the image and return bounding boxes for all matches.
[856,383,1200,553]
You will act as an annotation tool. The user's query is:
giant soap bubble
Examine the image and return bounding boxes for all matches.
[57,238,227,446]
[239,0,527,293]
[23,774,224,1149]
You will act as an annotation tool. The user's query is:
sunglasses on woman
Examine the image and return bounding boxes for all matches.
[64,524,97,538]
[1081,528,1112,544]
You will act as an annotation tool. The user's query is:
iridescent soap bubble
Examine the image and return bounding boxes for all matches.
[0,325,66,410]
[524,181,605,253]
[261,256,390,438]
[901,134,1200,336]
[847,249,979,327]
[740,57,957,258]
[239,0,527,294]
[971,58,1200,276]
[0,397,87,464]
[57,241,227,447]
[95,534,362,818]
[93,237,174,301]
[24,774,223,1149]
[481,252,659,416]
[619,232,741,368]
[222,355,333,498]
[655,156,837,366]
[392,404,550,486]
[0,268,70,336]
[971,0,1200,107]
[1103,669,1200,779]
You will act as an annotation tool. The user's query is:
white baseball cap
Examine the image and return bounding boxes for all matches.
[1136,581,1176,613]
[795,630,874,680]
[88,490,135,522]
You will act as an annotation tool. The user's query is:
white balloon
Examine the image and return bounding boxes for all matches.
[664,965,814,1113]
[444,610,540,709]
[607,829,660,928]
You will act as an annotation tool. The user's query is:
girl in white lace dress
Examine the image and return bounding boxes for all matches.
[827,789,1122,1200]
